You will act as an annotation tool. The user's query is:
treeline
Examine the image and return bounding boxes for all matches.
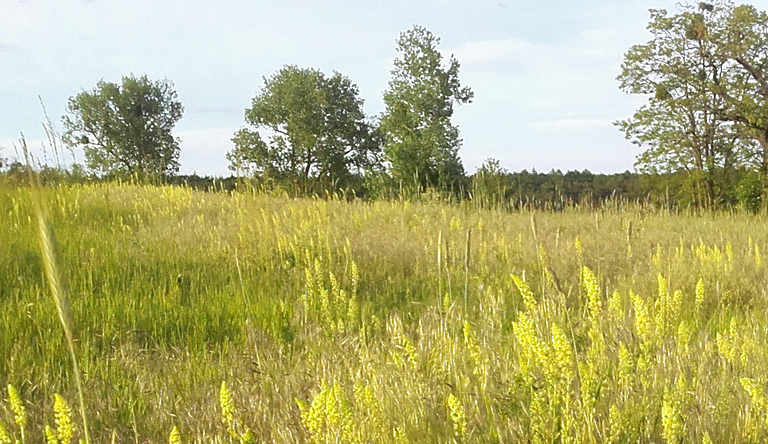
[471,163,760,211]
[5,154,759,212]
[6,1,768,212]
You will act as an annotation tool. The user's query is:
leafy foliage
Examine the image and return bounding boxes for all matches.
[380,26,473,193]
[616,4,749,208]
[618,1,768,208]
[62,75,183,181]
[229,66,381,194]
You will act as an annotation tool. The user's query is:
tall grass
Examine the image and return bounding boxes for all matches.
[2,181,768,441]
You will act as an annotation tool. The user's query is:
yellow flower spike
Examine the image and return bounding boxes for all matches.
[7,385,26,431]
[607,290,624,321]
[631,291,650,345]
[511,274,536,312]
[695,279,705,315]
[740,378,766,409]
[239,428,255,444]
[608,405,622,443]
[661,387,683,444]
[168,426,181,444]
[447,394,467,439]
[581,266,601,324]
[44,425,57,444]
[219,381,236,434]
[551,323,573,382]
[0,420,10,444]
[617,342,634,390]
[53,394,75,444]
[463,321,487,388]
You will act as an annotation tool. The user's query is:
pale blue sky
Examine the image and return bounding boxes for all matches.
[3,0,766,176]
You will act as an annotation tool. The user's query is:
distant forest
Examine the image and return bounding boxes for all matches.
[3,157,757,212]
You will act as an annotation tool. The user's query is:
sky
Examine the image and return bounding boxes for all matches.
[2,0,767,177]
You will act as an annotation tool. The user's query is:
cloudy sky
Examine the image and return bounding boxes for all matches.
[3,0,766,176]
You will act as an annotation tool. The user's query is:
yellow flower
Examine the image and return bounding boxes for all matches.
[0,420,10,444]
[447,393,467,439]
[219,381,236,434]
[7,385,26,430]
[53,394,75,444]
[239,428,255,444]
[661,387,683,443]
[617,342,634,390]
[550,323,573,384]
[44,425,58,444]
[511,274,536,312]
[631,291,651,345]
[695,278,704,315]
[582,266,601,324]
[464,320,487,388]
[574,236,584,260]
[740,378,766,410]
[168,426,181,444]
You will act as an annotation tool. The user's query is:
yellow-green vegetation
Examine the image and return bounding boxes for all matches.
[5,182,768,442]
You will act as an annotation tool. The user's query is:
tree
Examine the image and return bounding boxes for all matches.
[380,25,473,193]
[616,4,750,208]
[708,3,768,196]
[62,75,183,180]
[472,158,509,208]
[229,66,381,194]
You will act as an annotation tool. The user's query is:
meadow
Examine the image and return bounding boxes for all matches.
[2,182,768,443]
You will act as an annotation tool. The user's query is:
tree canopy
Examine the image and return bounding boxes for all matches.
[229,66,381,194]
[380,25,473,193]
[62,74,183,180]
[618,1,768,208]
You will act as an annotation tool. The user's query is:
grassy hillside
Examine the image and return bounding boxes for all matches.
[2,183,768,442]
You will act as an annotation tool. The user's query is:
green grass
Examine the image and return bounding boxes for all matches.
[3,182,768,442]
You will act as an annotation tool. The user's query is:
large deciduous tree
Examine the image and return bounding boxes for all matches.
[711,3,768,193]
[229,66,381,194]
[618,1,768,208]
[62,74,183,180]
[616,4,749,208]
[380,25,473,193]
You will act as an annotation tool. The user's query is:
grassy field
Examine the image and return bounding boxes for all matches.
[2,183,768,443]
